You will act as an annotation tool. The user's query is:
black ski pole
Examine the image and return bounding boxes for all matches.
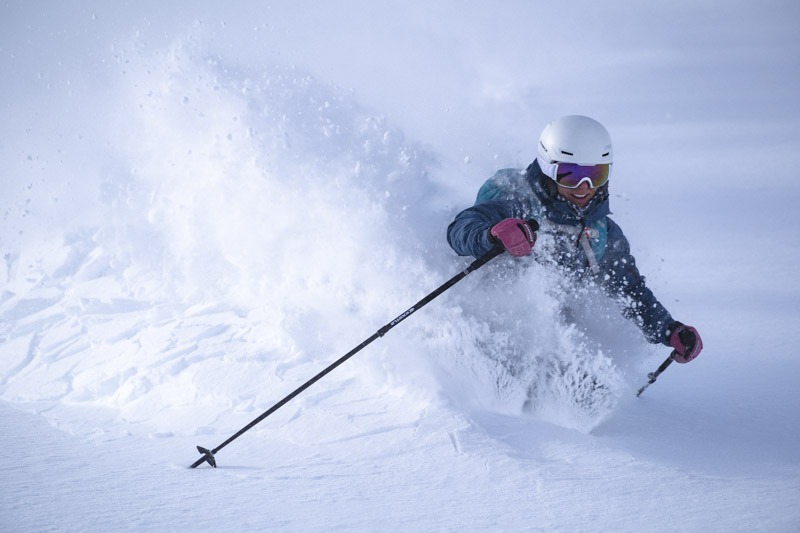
[636,352,676,397]
[190,231,527,468]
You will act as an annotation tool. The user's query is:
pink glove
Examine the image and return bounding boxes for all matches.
[669,322,703,363]
[489,218,537,257]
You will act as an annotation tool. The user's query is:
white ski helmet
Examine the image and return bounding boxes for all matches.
[537,115,613,166]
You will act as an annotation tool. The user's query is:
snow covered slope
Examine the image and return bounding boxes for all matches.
[2,1,799,531]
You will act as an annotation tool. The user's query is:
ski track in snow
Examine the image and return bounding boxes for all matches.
[2,398,798,532]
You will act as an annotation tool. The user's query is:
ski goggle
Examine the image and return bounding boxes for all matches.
[554,163,610,189]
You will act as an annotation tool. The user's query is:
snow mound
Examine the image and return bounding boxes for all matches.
[1,35,652,440]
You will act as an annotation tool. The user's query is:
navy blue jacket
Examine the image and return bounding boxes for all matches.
[447,160,673,345]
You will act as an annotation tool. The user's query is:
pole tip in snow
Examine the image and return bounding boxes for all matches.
[636,372,657,397]
[192,446,217,468]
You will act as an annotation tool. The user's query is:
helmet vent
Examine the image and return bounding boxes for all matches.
[602,152,610,157]
[560,150,574,156]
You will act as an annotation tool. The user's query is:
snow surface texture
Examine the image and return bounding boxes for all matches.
[2,1,799,531]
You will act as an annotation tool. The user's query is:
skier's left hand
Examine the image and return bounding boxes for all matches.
[668,322,703,363]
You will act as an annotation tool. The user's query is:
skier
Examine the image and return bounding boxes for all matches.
[447,115,703,364]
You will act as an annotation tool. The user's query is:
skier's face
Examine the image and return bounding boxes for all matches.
[556,181,598,208]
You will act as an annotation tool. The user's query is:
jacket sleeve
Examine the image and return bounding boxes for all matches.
[447,200,525,258]
[601,219,674,345]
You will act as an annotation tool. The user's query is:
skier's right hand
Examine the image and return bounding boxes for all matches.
[489,218,537,257]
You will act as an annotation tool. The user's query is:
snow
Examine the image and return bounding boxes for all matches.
[2,1,799,531]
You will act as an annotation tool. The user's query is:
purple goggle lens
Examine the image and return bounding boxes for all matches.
[555,163,610,189]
